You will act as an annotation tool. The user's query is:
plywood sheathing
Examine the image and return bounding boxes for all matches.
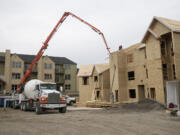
[78,63,110,103]
[142,16,180,43]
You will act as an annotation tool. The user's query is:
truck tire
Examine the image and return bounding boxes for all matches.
[23,102,27,111]
[20,103,23,111]
[12,101,17,109]
[59,107,67,113]
[35,101,42,114]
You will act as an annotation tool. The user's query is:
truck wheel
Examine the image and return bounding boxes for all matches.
[59,107,67,113]
[23,103,27,111]
[20,103,23,111]
[35,102,42,114]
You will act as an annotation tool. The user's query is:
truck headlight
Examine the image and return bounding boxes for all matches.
[41,97,47,101]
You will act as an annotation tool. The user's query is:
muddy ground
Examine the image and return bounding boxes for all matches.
[0,100,180,135]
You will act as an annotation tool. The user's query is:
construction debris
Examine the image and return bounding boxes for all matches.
[104,99,166,112]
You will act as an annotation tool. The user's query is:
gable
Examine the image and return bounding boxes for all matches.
[77,64,94,77]
[43,56,54,64]
[142,16,180,43]
[95,63,109,74]
[150,20,170,37]
[155,16,180,32]
[11,54,24,63]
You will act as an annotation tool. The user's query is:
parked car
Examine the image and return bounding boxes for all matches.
[65,96,76,105]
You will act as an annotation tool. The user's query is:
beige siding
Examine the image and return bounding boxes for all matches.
[4,50,11,92]
[146,34,165,103]
[41,56,55,82]
[11,54,24,85]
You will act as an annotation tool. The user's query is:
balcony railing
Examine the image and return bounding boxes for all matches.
[24,67,37,73]
[55,78,64,84]
[55,68,64,74]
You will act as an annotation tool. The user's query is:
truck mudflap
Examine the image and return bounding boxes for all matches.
[40,103,66,109]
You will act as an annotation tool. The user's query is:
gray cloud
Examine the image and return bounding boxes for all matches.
[0,0,180,66]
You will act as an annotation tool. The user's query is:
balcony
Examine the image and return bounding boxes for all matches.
[55,77,64,84]
[55,68,64,74]
[24,64,37,73]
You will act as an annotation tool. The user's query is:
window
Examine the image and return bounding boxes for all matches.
[40,83,56,90]
[162,64,168,80]
[44,63,52,69]
[12,61,21,68]
[127,54,133,63]
[129,89,136,98]
[65,74,71,80]
[24,64,30,71]
[128,71,135,80]
[94,76,98,82]
[44,74,52,80]
[173,64,176,80]
[82,77,88,85]
[0,85,2,91]
[171,42,174,56]
[65,64,71,70]
[65,84,71,90]
[12,73,21,79]
[160,41,166,56]
[55,75,59,82]
[146,69,148,78]
[11,84,17,91]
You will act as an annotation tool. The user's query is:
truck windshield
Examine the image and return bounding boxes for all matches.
[40,84,56,90]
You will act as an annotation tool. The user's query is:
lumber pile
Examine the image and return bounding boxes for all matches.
[86,100,115,108]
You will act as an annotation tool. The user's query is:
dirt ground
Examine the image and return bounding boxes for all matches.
[0,100,180,135]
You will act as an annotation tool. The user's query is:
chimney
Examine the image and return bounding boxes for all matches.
[5,49,11,93]
[119,45,123,50]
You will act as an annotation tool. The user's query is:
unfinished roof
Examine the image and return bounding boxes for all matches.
[123,43,144,53]
[95,63,109,74]
[155,16,180,32]
[78,63,109,77]
[77,64,94,77]
[142,16,180,43]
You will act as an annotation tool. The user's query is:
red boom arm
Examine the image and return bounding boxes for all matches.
[17,12,110,93]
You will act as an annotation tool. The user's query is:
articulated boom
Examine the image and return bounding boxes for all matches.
[17,12,110,93]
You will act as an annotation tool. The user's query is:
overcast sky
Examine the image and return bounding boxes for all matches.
[0,0,180,66]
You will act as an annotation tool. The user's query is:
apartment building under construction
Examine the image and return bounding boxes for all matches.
[78,16,180,104]
[110,16,180,104]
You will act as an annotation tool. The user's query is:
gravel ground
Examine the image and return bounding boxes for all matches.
[0,101,180,135]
